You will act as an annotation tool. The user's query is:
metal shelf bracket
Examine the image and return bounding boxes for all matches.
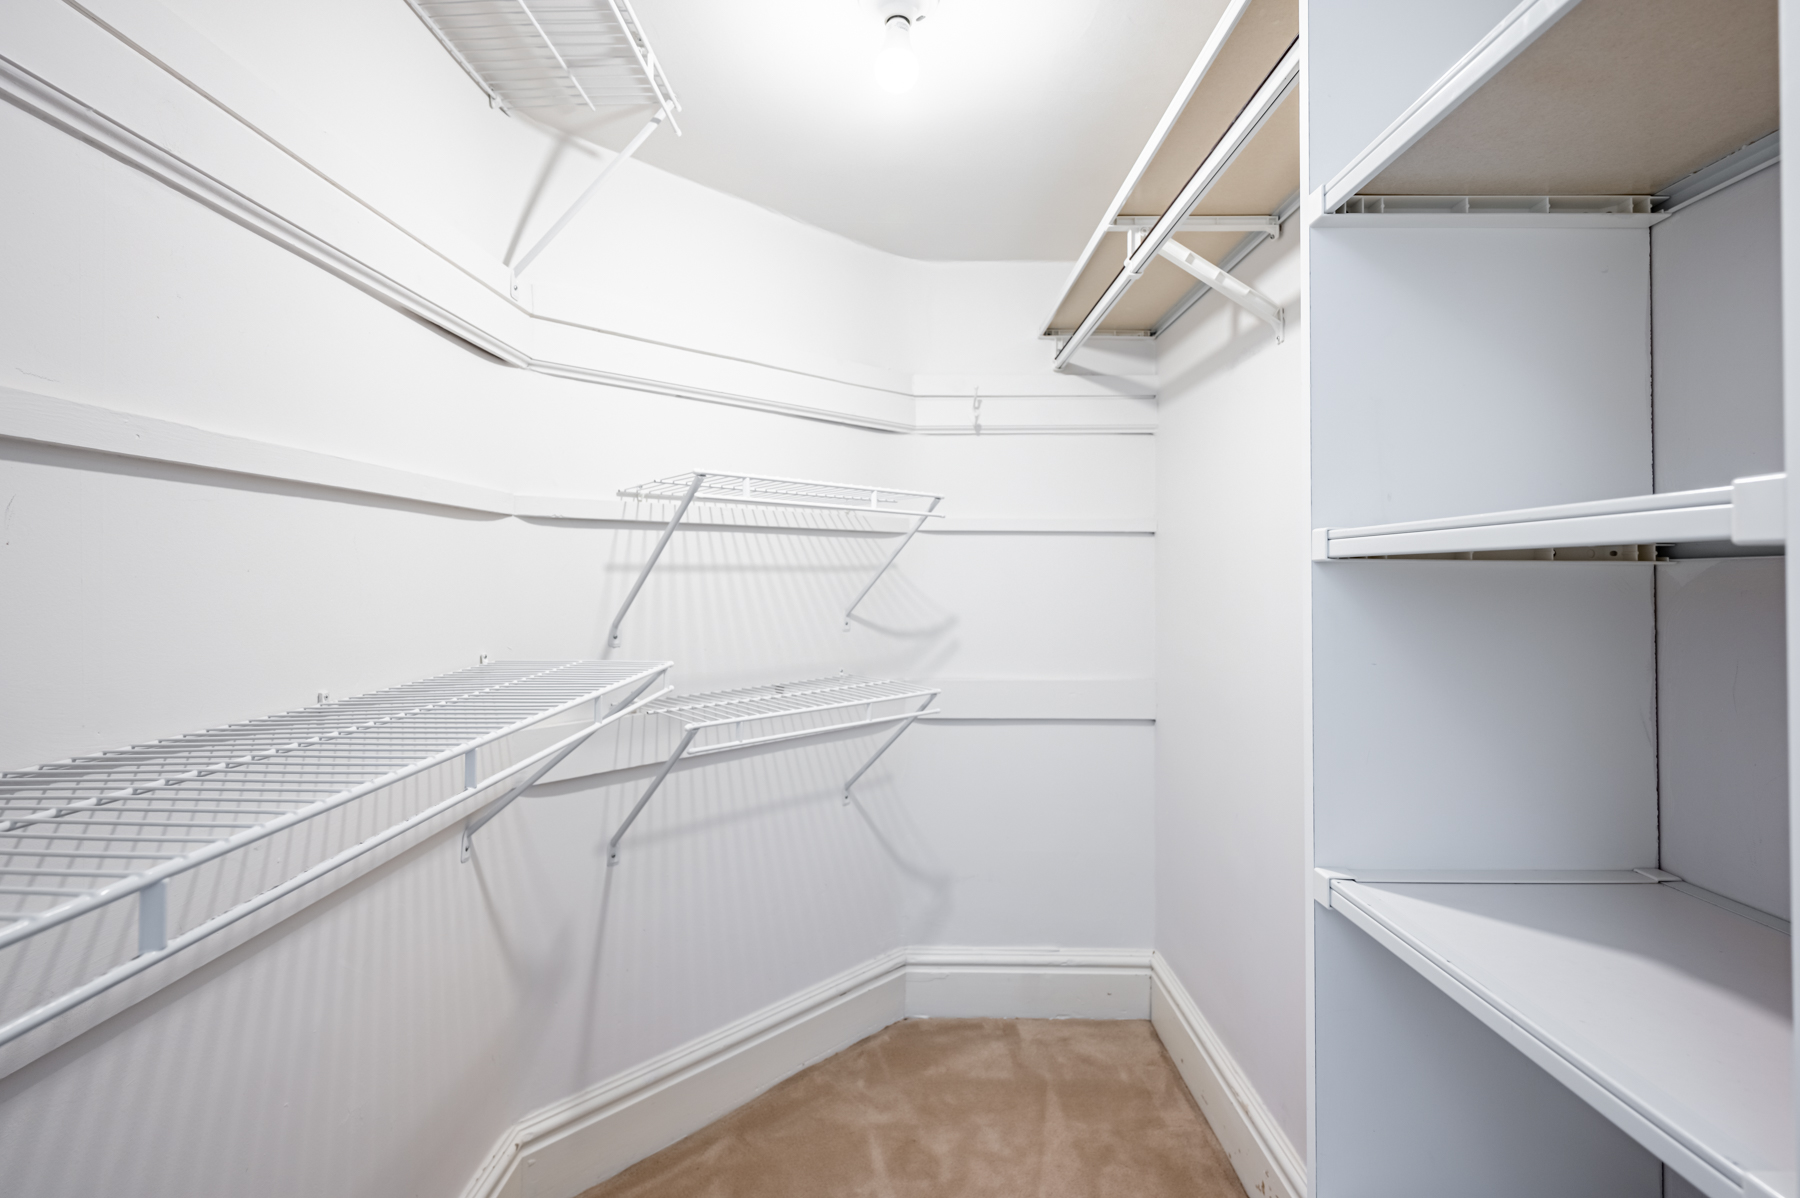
[607,473,945,646]
[1156,241,1284,341]
[459,666,672,861]
[607,678,939,864]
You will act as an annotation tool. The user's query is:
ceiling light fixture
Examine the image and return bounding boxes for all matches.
[874,16,918,93]
[873,1,934,95]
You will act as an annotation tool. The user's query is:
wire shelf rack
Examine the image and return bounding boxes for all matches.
[607,676,940,864]
[0,659,670,1049]
[609,472,946,645]
[408,0,681,119]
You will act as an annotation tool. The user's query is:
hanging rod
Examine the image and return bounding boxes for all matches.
[607,472,946,646]
[0,659,670,1050]
[606,676,940,864]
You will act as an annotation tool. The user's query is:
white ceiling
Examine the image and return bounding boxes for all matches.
[531,0,1231,261]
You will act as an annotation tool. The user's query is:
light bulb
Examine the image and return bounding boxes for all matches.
[874,16,918,94]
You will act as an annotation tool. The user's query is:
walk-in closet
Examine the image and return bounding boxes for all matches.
[0,0,1790,1195]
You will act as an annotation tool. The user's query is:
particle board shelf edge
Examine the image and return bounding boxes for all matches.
[1314,473,1784,560]
[1326,878,1794,1198]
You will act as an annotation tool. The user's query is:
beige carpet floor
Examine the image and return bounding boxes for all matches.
[578,1018,1248,1198]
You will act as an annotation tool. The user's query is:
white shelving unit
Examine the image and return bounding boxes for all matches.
[1042,0,1299,365]
[1314,472,1786,560]
[607,472,945,646]
[607,676,939,865]
[1306,1,1790,1196]
[0,659,669,1049]
[1322,874,1792,1198]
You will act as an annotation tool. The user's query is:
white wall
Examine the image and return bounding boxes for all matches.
[0,2,1158,1195]
[1153,223,1309,1153]
[1650,169,1789,918]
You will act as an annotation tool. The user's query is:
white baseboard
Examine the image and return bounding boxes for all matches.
[461,946,1153,1198]
[905,947,1151,1018]
[1150,951,1307,1198]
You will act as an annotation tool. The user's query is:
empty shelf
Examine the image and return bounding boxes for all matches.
[607,676,939,864]
[1314,473,1784,560]
[1326,875,1793,1198]
[0,659,670,1048]
[407,0,680,117]
[1318,0,1777,216]
[608,472,945,645]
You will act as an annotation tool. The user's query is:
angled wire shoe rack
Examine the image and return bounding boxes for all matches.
[607,676,940,865]
[608,471,945,646]
[0,659,668,1049]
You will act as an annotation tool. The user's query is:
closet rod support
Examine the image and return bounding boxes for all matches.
[1155,241,1284,341]
[842,695,937,802]
[512,108,666,281]
[608,472,705,648]
[462,670,672,861]
[609,726,699,866]
[843,497,942,628]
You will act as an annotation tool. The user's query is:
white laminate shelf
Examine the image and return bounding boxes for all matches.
[1321,873,1794,1198]
[1313,473,1785,561]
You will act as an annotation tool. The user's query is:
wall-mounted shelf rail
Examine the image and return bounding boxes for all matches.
[1313,473,1785,560]
[607,676,939,864]
[0,659,669,1049]
[1320,873,1793,1198]
[1044,0,1299,365]
[608,472,945,645]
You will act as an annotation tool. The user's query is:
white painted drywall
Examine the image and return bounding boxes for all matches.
[1152,225,1308,1154]
[0,5,1158,1197]
[1651,167,1784,493]
[1650,171,1789,920]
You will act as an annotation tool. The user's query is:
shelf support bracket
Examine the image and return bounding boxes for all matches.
[511,109,666,282]
[843,496,941,629]
[608,472,705,648]
[842,695,936,803]
[1156,241,1284,342]
[608,726,700,866]
[462,670,671,861]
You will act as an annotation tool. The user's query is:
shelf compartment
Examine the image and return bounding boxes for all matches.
[608,472,945,646]
[607,676,939,864]
[407,0,680,119]
[1317,0,1777,216]
[1042,0,1298,352]
[0,659,672,1050]
[1324,875,1793,1198]
[1314,473,1784,560]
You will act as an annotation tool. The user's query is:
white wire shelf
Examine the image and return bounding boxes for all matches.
[408,0,680,119]
[1322,873,1792,1198]
[1314,473,1786,561]
[607,676,939,864]
[608,472,946,646]
[0,659,670,1049]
